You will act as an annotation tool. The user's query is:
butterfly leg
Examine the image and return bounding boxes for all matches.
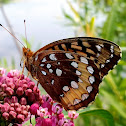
[21,59,26,75]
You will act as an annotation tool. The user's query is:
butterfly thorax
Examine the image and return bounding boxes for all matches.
[22,47,37,78]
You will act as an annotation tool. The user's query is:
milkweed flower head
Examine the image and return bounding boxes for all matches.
[0,68,42,125]
[30,94,79,126]
[0,68,79,126]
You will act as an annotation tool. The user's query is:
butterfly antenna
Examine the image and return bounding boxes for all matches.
[0,24,25,47]
[24,20,28,48]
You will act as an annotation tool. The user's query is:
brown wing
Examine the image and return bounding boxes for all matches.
[31,37,121,110]
[34,37,121,79]
[33,50,101,110]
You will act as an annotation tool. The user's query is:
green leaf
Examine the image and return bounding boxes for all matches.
[3,58,8,68]
[67,0,81,23]
[23,116,36,126]
[102,1,117,41]
[11,57,15,69]
[79,109,115,126]
[101,90,126,118]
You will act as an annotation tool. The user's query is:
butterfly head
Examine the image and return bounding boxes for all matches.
[23,47,34,59]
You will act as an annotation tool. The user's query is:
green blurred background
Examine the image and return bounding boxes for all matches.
[0,0,126,126]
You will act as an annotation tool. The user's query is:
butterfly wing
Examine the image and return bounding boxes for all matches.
[31,37,121,110]
[35,37,121,79]
[33,50,101,110]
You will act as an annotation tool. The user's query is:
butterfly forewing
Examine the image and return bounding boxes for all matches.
[35,37,121,79]
[25,37,121,110]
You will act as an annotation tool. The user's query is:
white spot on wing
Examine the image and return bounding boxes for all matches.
[65,53,74,59]
[110,54,113,58]
[71,62,78,68]
[96,53,100,57]
[41,71,46,76]
[60,94,64,97]
[87,86,93,93]
[47,64,51,69]
[56,68,62,76]
[41,57,46,62]
[106,59,110,63]
[87,66,94,74]
[40,64,44,67]
[51,80,54,85]
[71,81,78,88]
[82,94,89,100]
[89,76,95,84]
[96,45,102,52]
[80,57,88,64]
[35,55,38,61]
[49,54,57,61]
[78,78,83,83]
[49,69,53,73]
[110,45,114,53]
[76,70,81,75]
[101,64,105,68]
[63,86,69,92]
[73,99,81,105]
[58,62,60,65]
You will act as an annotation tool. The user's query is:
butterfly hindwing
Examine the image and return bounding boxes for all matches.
[33,50,101,110]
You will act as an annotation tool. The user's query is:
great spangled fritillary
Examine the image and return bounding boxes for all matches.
[22,37,121,111]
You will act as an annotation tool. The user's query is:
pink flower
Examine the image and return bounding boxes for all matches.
[58,113,64,119]
[68,110,79,119]
[17,114,25,124]
[37,107,48,118]
[52,104,63,114]
[7,70,20,78]
[16,87,24,96]
[36,117,44,126]
[20,97,27,105]
[9,111,17,119]
[30,103,39,115]
[2,112,9,120]
[58,118,74,126]
[0,68,6,75]
[11,96,18,103]
[44,118,52,126]
[1,103,10,113]
[51,115,58,126]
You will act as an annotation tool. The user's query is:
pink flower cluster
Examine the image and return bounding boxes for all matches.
[0,68,79,126]
[30,95,79,126]
[0,68,42,125]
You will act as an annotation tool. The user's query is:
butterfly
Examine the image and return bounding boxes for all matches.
[22,37,121,111]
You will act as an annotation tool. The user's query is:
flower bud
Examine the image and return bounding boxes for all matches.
[30,103,39,115]
[4,97,11,104]
[1,84,7,91]
[17,114,25,124]
[16,107,21,114]
[28,82,35,90]
[9,107,15,111]
[25,89,32,96]
[9,111,17,119]
[11,96,18,103]
[16,87,24,96]
[6,87,14,95]
[20,97,27,105]
[22,84,28,90]
[22,110,28,118]
[2,112,9,120]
